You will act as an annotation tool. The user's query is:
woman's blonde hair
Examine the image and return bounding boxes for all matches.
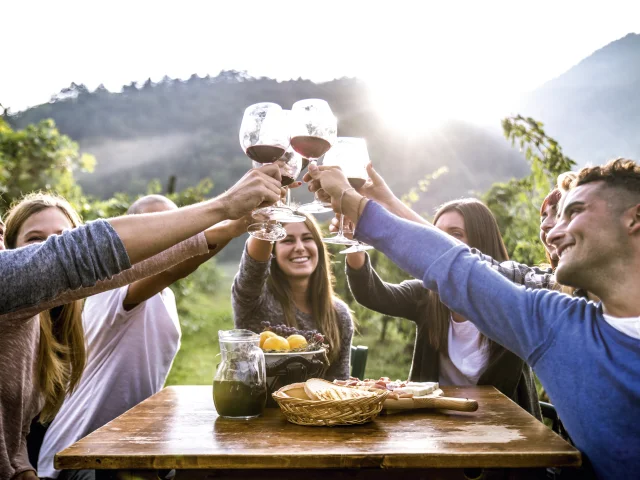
[267,214,341,363]
[5,192,86,423]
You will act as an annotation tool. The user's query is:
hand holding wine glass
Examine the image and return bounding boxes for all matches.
[321,137,370,245]
[239,103,303,241]
[218,164,284,220]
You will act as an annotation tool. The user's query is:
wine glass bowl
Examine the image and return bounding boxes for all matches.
[291,99,337,214]
[239,103,289,163]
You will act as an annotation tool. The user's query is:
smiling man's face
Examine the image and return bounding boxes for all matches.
[548,181,631,290]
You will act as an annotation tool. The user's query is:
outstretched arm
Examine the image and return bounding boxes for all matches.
[0,165,283,317]
[123,218,248,308]
[354,201,564,364]
[304,164,570,364]
[109,166,283,264]
[346,252,425,321]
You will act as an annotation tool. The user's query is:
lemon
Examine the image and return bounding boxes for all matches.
[286,334,308,350]
[259,330,277,348]
[262,335,290,351]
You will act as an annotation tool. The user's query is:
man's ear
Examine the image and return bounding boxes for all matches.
[628,203,640,235]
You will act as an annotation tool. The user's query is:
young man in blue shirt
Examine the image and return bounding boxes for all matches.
[306,158,640,479]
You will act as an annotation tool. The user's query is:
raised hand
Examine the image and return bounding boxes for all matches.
[219,164,284,220]
[303,164,351,210]
[358,163,395,206]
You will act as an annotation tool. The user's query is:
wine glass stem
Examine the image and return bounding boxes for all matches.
[338,215,345,237]
[286,188,292,208]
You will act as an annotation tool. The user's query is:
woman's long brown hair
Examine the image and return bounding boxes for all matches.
[267,214,341,363]
[5,192,86,423]
[421,198,509,358]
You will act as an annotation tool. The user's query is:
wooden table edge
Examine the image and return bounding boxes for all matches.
[56,450,582,471]
[54,385,582,472]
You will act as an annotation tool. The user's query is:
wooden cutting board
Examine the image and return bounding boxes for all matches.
[383,389,478,412]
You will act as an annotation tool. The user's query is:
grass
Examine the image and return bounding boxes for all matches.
[165,287,234,385]
[165,262,414,385]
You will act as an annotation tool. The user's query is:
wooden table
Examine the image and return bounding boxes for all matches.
[56,385,580,479]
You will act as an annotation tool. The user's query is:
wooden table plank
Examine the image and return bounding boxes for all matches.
[55,385,580,471]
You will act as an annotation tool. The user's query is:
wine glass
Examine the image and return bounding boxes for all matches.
[322,137,369,245]
[250,110,306,224]
[339,241,374,254]
[239,103,293,241]
[290,99,337,214]
[275,146,305,214]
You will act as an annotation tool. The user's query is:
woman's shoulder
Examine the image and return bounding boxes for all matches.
[332,296,350,311]
[332,297,354,321]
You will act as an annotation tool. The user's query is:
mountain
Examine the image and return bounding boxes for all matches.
[518,33,640,165]
[7,72,528,215]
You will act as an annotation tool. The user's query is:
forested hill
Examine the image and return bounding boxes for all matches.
[8,72,527,215]
[518,33,640,165]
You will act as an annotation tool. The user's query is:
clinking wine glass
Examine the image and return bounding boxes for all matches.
[322,137,370,245]
[239,103,298,241]
[339,240,374,254]
[290,99,337,214]
[275,146,306,215]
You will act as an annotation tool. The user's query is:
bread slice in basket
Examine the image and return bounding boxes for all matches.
[304,378,377,401]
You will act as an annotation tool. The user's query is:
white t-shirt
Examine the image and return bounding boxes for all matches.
[439,317,490,386]
[38,286,181,478]
[603,313,640,340]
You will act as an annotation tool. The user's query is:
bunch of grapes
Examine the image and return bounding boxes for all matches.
[259,321,326,348]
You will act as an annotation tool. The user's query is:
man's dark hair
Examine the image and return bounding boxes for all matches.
[574,158,640,211]
[575,158,640,193]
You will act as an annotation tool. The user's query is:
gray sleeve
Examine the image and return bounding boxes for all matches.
[324,299,354,381]
[0,220,131,316]
[231,243,270,332]
[469,249,556,290]
[346,253,425,321]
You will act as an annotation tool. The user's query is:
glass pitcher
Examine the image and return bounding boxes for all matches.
[213,329,267,419]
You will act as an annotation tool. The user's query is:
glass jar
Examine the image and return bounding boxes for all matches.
[213,329,267,419]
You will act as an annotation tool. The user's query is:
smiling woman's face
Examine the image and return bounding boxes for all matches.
[0,217,5,250]
[540,201,559,260]
[15,207,73,248]
[273,222,319,280]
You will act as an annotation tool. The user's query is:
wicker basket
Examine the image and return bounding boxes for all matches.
[272,383,389,426]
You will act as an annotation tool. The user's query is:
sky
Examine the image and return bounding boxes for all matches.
[2,0,639,125]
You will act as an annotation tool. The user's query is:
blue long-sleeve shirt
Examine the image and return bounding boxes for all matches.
[355,201,640,479]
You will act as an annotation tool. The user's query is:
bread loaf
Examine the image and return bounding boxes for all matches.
[304,378,376,401]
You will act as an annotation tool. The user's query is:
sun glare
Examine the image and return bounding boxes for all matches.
[367,78,459,135]
[366,74,513,134]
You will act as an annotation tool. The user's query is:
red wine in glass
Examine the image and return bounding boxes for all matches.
[281,175,295,187]
[246,145,286,164]
[348,177,367,189]
[290,136,331,160]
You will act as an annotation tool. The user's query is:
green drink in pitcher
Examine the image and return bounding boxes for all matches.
[213,330,267,419]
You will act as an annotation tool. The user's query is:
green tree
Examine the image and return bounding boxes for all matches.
[484,115,576,265]
[0,118,95,214]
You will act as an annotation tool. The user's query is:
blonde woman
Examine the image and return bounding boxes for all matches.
[0,165,283,480]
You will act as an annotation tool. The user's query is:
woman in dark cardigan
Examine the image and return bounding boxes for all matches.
[345,198,542,419]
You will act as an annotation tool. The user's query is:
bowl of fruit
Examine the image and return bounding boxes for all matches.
[258,321,328,364]
[256,322,330,405]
